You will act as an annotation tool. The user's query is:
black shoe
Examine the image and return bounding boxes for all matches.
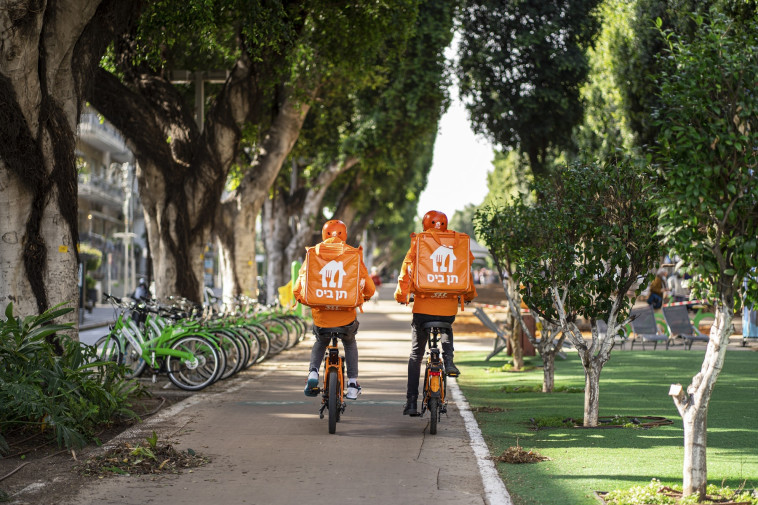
[444,356,460,377]
[403,397,419,416]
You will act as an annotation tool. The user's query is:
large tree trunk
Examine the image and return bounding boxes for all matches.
[263,157,359,301]
[261,193,292,304]
[670,301,732,500]
[0,0,136,338]
[89,52,265,302]
[215,91,314,303]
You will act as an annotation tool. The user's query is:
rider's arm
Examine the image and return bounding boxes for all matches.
[292,261,306,305]
[360,260,376,301]
[463,249,478,302]
[394,245,414,304]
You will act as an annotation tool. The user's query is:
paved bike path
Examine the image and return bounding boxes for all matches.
[66,297,499,505]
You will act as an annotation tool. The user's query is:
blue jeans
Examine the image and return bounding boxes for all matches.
[308,319,359,380]
[647,292,663,309]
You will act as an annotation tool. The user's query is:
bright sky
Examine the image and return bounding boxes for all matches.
[416,36,495,220]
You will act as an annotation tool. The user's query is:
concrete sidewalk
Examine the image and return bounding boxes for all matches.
[64,297,507,505]
[77,304,117,331]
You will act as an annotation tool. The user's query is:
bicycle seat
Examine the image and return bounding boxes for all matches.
[421,321,452,331]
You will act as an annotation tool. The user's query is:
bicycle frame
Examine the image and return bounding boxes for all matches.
[420,321,450,434]
[421,339,446,411]
[100,298,222,373]
[318,334,347,434]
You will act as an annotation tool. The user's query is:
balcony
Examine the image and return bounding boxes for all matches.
[77,113,131,163]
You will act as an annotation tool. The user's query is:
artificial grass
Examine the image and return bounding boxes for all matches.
[456,350,758,505]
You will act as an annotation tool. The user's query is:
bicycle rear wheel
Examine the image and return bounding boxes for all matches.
[328,369,338,434]
[214,330,243,380]
[166,335,221,391]
[429,397,439,435]
[264,318,289,354]
[248,323,271,363]
[93,334,122,364]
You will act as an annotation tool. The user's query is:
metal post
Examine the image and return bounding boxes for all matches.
[195,72,204,130]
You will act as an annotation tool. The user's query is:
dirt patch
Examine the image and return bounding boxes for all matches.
[0,381,192,504]
[76,438,209,477]
[471,406,506,413]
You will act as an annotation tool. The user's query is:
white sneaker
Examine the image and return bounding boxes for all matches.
[346,383,362,400]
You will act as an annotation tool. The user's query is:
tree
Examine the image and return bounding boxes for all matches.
[457,0,602,179]
[256,0,457,299]
[653,11,758,499]
[475,198,568,385]
[573,0,637,161]
[477,159,660,421]
[89,0,308,302]
[0,0,138,338]
[449,204,478,239]
[216,0,422,303]
[481,150,532,208]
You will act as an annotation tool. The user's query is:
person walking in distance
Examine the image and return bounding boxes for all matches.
[294,220,375,400]
[370,266,382,303]
[394,210,477,416]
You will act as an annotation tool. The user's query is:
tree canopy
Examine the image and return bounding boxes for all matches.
[457,0,602,179]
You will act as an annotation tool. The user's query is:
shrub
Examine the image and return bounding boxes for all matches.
[0,303,139,453]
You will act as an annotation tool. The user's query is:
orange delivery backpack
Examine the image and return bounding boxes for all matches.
[301,242,363,309]
[412,230,471,305]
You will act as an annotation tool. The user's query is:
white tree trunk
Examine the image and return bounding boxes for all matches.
[0,0,114,332]
[552,287,619,427]
[216,92,313,303]
[216,201,259,303]
[671,302,732,499]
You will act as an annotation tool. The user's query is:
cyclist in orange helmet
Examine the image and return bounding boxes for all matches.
[394,210,477,416]
[294,219,375,400]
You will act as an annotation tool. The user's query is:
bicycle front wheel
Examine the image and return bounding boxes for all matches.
[166,335,221,391]
[429,397,439,435]
[328,369,338,434]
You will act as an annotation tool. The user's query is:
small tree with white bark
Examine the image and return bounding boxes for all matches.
[653,11,758,500]
[477,158,660,424]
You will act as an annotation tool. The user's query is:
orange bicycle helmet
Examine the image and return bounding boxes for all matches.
[422,210,448,231]
[322,219,348,241]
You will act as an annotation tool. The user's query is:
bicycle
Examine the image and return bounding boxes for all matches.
[94,295,224,391]
[317,329,348,434]
[419,321,451,435]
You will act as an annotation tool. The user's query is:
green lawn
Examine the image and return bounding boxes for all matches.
[456,350,758,505]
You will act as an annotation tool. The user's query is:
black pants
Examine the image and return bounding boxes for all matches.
[309,320,359,379]
[406,313,455,398]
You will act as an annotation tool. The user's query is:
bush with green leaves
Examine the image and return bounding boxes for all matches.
[0,303,139,453]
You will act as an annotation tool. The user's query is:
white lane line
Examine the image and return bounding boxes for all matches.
[449,378,513,505]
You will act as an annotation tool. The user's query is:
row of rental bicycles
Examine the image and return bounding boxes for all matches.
[94,294,308,391]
